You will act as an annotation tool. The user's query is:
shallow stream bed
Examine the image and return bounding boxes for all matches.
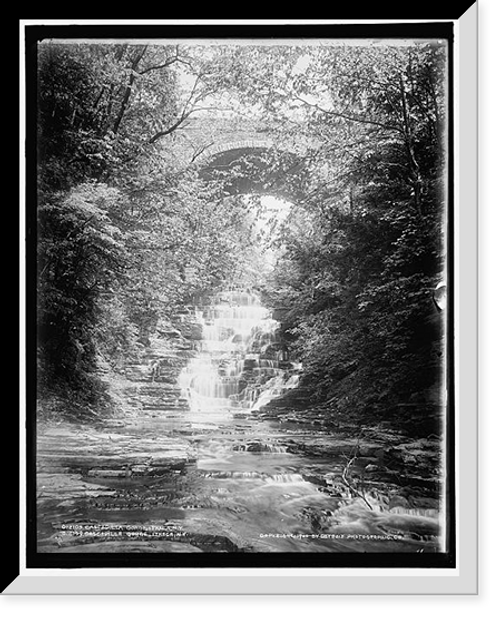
[36,401,443,554]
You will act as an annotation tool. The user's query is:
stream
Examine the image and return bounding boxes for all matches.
[36,291,443,555]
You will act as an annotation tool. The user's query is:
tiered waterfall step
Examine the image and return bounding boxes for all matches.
[123,383,189,412]
[119,329,201,413]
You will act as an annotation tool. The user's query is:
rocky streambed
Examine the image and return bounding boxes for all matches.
[36,398,444,555]
[35,302,445,556]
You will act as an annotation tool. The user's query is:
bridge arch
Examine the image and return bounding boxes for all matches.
[195,141,310,203]
[197,138,276,161]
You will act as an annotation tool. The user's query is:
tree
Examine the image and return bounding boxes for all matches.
[36,41,268,410]
[254,42,448,419]
[35,40,448,425]
[37,184,128,397]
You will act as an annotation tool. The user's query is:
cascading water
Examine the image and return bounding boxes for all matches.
[178,290,299,413]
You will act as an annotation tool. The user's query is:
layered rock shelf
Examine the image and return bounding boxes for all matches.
[36,297,444,555]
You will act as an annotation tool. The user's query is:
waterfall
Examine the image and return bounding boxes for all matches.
[178,290,298,412]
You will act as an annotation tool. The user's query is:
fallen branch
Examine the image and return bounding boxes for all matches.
[340,432,374,510]
[341,455,373,510]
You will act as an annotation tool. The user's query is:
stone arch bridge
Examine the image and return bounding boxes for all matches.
[177,119,313,202]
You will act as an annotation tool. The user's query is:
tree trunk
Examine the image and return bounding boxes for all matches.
[399,74,423,215]
[112,46,148,135]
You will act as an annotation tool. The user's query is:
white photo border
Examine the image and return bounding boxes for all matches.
[11,7,477,594]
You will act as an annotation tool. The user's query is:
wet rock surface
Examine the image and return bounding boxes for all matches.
[36,301,444,555]
[37,401,443,554]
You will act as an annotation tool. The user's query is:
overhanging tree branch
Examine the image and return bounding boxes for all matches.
[295,95,404,134]
[112,45,148,135]
[146,70,215,144]
[138,45,181,75]
[147,113,191,144]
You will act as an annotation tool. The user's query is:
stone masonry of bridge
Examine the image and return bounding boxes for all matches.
[198,137,274,161]
[178,116,316,169]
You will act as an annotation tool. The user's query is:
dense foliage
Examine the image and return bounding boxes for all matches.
[254,44,448,416]
[35,41,448,422]
[36,42,257,409]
